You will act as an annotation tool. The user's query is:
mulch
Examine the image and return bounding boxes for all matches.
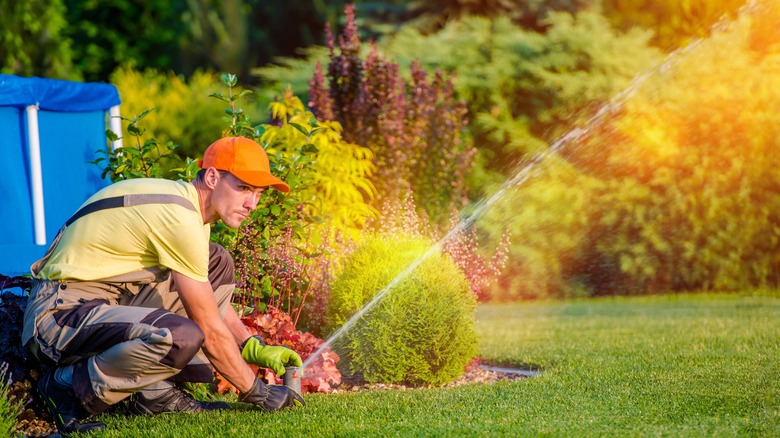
[332,360,529,393]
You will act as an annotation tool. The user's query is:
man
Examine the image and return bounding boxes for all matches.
[22,137,304,435]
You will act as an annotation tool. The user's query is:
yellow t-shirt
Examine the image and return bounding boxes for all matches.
[37,178,211,282]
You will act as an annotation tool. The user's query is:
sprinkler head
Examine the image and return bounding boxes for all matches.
[283,366,302,394]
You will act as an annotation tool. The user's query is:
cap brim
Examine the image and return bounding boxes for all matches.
[232,170,290,193]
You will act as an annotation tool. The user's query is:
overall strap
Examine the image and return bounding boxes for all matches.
[65,194,198,227]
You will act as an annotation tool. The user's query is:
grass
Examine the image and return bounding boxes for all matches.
[89,293,779,437]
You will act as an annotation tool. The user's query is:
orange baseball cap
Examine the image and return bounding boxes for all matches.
[199,137,290,192]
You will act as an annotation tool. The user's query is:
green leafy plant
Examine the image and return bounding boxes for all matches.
[566,2,780,294]
[0,0,76,80]
[601,0,746,51]
[327,234,478,386]
[95,108,198,182]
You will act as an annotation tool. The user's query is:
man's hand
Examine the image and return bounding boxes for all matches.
[239,378,305,411]
[241,335,302,376]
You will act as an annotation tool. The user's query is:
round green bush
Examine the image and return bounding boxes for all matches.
[327,235,478,386]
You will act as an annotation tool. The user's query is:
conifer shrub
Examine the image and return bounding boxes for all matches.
[327,235,478,386]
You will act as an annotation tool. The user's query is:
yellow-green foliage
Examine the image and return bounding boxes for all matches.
[110,67,260,158]
[327,235,478,386]
[261,89,378,239]
[571,1,780,293]
[601,0,746,51]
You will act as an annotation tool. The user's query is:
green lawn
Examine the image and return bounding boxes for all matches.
[93,293,779,437]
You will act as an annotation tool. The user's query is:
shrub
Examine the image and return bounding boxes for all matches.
[327,235,478,386]
[564,1,780,294]
[0,0,76,80]
[382,11,661,190]
[308,4,475,226]
[481,164,599,300]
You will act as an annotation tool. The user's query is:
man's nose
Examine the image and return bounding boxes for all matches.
[246,192,261,208]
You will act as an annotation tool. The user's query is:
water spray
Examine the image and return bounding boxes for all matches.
[300,0,763,373]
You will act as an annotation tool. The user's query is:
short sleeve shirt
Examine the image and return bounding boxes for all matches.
[37,178,211,282]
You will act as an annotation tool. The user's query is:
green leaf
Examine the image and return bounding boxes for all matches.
[220,73,238,87]
[289,122,309,136]
[301,143,319,154]
[135,108,156,121]
[209,92,229,102]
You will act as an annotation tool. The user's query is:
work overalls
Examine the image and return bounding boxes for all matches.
[22,194,236,415]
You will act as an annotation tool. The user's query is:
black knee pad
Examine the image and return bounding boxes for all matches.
[143,310,205,370]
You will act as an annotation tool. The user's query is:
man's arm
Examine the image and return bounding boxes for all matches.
[223,302,252,345]
[171,271,254,393]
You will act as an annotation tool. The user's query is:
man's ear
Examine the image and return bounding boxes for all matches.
[204,167,221,189]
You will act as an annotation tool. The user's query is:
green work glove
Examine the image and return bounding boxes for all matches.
[239,378,305,412]
[240,335,302,376]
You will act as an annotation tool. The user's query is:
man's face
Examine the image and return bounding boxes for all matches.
[212,172,265,228]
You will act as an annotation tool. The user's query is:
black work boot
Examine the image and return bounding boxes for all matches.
[125,381,229,415]
[37,369,106,435]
